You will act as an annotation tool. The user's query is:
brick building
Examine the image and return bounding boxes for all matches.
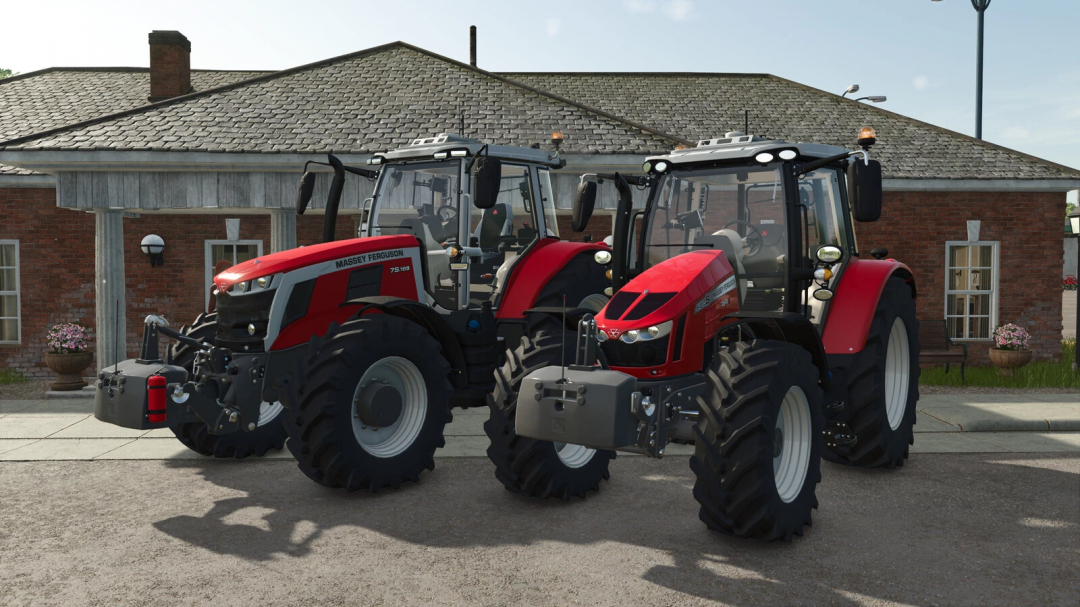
[1,32,1077,377]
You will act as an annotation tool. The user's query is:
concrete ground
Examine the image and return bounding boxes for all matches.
[1,393,1079,461]
[1,455,1078,606]
[1,394,1078,605]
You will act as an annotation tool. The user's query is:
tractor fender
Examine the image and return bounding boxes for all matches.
[821,258,917,356]
[342,296,470,390]
[495,239,608,320]
[723,312,831,391]
[261,295,469,406]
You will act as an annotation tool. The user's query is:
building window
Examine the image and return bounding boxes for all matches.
[945,241,998,340]
[0,241,19,343]
[204,240,263,308]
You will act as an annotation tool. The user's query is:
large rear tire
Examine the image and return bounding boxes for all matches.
[690,339,825,541]
[484,315,615,499]
[824,276,920,469]
[166,313,287,459]
[282,314,454,491]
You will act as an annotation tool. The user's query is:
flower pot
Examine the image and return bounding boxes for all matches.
[44,351,94,391]
[987,348,1033,377]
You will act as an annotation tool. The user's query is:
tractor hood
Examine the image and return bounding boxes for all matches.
[213,235,419,292]
[597,249,735,338]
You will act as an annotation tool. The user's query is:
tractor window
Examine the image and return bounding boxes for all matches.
[370,161,462,308]
[644,166,788,312]
[537,169,560,238]
[798,168,847,253]
[468,164,539,306]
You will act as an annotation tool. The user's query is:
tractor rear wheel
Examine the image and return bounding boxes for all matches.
[166,313,287,459]
[485,315,615,499]
[282,314,453,491]
[824,276,920,468]
[690,339,824,541]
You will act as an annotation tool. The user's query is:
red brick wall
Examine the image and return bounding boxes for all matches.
[0,185,358,379]
[0,186,1064,377]
[859,191,1066,363]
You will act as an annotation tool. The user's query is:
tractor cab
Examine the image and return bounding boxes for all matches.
[360,134,565,310]
[601,131,883,328]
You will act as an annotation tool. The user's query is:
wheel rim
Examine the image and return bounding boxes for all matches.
[773,386,812,504]
[552,442,596,468]
[257,401,283,427]
[351,356,428,458]
[885,317,911,430]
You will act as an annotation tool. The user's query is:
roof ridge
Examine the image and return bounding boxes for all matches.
[762,73,1080,177]
[394,44,691,147]
[1,41,690,150]
[0,42,417,148]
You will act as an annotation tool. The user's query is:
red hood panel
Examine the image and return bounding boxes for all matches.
[214,235,418,290]
[599,250,734,328]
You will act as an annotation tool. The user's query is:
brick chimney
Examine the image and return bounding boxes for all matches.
[148,30,191,102]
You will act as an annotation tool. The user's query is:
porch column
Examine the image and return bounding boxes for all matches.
[270,209,297,253]
[94,209,127,370]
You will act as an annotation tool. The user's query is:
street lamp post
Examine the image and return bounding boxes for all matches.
[854,96,887,103]
[972,0,991,140]
[936,0,992,138]
[1070,207,1080,372]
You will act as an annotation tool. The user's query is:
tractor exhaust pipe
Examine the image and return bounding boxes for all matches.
[323,154,346,243]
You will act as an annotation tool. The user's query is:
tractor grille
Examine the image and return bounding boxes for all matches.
[600,336,670,368]
[213,289,277,353]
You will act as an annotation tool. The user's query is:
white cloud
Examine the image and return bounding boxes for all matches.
[663,0,693,21]
[913,76,929,90]
[546,18,561,37]
[625,0,692,20]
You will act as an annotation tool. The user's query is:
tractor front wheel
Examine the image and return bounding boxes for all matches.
[824,276,920,468]
[485,315,615,499]
[690,339,824,541]
[282,314,453,491]
[166,312,288,459]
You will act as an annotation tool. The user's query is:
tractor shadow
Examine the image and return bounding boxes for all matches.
[153,451,1080,605]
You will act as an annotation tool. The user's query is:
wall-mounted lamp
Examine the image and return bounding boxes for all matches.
[141,234,165,267]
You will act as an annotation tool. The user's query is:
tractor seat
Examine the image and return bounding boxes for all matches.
[701,229,746,275]
[477,203,511,249]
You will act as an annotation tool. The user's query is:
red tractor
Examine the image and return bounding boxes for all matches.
[95,134,612,489]
[490,128,921,541]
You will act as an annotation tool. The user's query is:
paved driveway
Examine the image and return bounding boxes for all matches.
[1,454,1077,606]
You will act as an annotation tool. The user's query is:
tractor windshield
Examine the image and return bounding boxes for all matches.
[644,165,788,311]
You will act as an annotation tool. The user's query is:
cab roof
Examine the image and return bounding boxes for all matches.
[648,133,850,167]
[380,133,564,168]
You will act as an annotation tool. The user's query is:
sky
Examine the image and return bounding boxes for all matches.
[2,0,1078,182]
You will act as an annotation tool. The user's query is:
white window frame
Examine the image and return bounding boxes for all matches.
[0,240,19,344]
[204,240,263,309]
[944,240,999,341]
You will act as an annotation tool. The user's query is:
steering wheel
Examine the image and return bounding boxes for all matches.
[436,204,457,223]
[721,220,763,256]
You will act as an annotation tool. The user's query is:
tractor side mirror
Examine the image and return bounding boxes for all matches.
[848,159,882,222]
[296,172,317,216]
[472,157,503,210]
[572,181,597,232]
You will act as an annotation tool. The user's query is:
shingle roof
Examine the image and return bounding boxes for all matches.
[0,44,682,156]
[501,72,1080,180]
[0,68,271,175]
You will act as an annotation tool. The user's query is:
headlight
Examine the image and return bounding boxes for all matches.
[256,276,270,289]
[619,320,674,343]
[594,250,612,265]
[236,281,249,293]
[596,330,608,342]
[247,323,257,335]
[654,161,669,173]
[778,149,797,160]
[755,152,775,164]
